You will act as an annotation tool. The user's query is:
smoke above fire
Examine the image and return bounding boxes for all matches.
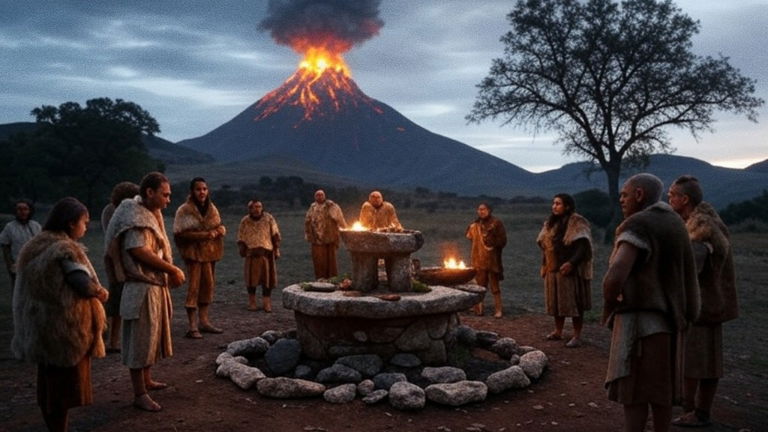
[259,0,384,56]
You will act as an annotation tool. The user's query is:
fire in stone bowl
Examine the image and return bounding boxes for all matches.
[416,266,476,286]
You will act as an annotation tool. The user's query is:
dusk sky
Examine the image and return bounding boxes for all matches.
[2,0,766,172]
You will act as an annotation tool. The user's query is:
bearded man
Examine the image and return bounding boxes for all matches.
[668,175,738,428]
[105,172,185,412]
[603,173,700,432]
[1,199,42,285]
[305,189,347,279]
[173,177,226,339]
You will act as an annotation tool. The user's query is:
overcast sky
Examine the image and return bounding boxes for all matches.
[1,0,766,172]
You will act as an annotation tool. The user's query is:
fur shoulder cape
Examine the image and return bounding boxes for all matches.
[537,213,593,280]
[104,196,172,284]
[687,202,738,323]
[12,231,106,366]
[173,198,224,262]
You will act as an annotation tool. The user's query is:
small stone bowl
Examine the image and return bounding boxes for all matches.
[415,266,477,286]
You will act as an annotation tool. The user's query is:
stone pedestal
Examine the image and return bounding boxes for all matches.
[282,284,486,365]
[340,229,424,292]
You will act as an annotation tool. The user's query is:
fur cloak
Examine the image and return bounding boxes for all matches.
[686,202,738,324]
[12,231,106,366]
[104,196,171,286]
[537,212,593,280]
[173,198,225,262]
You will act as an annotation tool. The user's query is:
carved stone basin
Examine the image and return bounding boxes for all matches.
[338,229,424,292]
[339,229,424,254]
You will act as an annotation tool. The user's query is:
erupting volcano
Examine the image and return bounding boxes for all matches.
[177,0,531,196]
[254,47,382,124]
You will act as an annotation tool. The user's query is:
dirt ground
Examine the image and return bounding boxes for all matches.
[0,299,763,432]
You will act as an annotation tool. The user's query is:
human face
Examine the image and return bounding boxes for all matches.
[314,190,326,204]
[192,181,209,204]
[551,197,567,216]
[667,184,687,214]
[369,192,383,208]
[145,182,171,211]
[248,201,263,217]
[15,202,31,222]
[68,212,89,240]
[619,182,642,218]
[477,204,490,219]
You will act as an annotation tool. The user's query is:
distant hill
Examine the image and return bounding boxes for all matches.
[165,153,768,209]
[0,122,213,165]
[534,154,768,208]
[746,159,768,173]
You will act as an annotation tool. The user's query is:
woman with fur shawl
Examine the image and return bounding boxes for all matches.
[537,193,593,348]
[12,197,108,432]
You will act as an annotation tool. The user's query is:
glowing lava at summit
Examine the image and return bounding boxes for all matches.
[255,0,385,123]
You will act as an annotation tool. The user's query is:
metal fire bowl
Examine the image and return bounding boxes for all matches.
[416,266,477,286]
[339,229,424,254]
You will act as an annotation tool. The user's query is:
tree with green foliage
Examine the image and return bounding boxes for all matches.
[3,98,163,209]
[468,0,763,229]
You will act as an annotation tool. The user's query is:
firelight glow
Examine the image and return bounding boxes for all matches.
[443,258,467,269]
[351,221,367,231]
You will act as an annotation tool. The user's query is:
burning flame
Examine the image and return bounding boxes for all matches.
[443,258,467,269]
[254,39,381,124]
[351,221,367,231]
[299,46,350,76]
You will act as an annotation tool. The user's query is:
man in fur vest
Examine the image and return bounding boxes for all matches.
[305,189,347,279]
[603,173,700,432]
[237,198,280,312]
[668,175,738,428]
[104,172,186,412]
[359,190,402,231]
[173,177,226,339]
[466,202,507,318]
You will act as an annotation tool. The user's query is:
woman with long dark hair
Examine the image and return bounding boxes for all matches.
[536,193,593,347]
[12,197,108,431]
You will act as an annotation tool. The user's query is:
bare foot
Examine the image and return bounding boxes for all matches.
[146,380,168,390]
[133,393,162,412]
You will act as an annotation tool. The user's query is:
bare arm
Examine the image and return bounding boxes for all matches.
[602,242,639,302]
[128,246,185,287]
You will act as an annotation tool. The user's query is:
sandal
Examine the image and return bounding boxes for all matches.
[185,330,203,339]
[133,393,162,412]
[672,411,712,428]
[545,332,563,341]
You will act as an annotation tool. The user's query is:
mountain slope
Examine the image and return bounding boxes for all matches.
[176,69,534,197]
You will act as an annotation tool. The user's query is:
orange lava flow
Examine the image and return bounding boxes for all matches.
[254,41,374,122]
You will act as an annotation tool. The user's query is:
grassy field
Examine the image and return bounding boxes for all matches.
[1,203,766,393]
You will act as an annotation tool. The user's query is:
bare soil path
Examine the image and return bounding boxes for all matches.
[1,300,762,432]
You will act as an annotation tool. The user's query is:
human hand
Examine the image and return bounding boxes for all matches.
[168,266,186,287]
[274,248,281,259]
[559,262,573,276]
[97,286,109,303]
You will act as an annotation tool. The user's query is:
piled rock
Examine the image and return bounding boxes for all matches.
[214,327,548,410]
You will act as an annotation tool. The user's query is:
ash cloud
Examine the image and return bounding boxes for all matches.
[259,0,384,52]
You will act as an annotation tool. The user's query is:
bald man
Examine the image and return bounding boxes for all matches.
[305,189,347,279]
[359,191,402,231]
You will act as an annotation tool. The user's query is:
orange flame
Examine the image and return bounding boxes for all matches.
[350,221,367,231]
[443,258,467,269]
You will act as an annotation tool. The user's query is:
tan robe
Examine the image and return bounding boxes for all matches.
[104,196,174,369]
[537,213,593,317]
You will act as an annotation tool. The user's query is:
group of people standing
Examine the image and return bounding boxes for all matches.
[5,170,737,432]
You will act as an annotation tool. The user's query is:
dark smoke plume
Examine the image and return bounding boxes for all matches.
[259,0,384,53]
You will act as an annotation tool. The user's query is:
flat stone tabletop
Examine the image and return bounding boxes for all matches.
[282,284,486,318]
